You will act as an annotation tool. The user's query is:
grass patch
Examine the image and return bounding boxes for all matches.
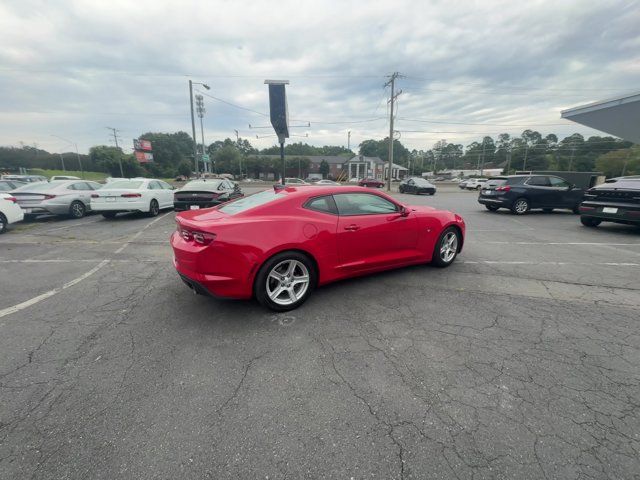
[28,169,110,182]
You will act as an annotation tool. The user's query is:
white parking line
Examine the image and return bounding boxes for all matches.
[39,218,103,233]
[0,259,161,264]
[482,241,640,246]
[0,212,172,320]
[463,260,640,266]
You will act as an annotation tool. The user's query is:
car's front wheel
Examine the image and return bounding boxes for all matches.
[431,227,461,268]
[581,216,601,227]
[0,213,7,234]
[69,201,86,219]
[255,251,316,311]
[148,199,160,217]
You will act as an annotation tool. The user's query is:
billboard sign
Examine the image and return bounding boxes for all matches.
[135,151,153,163]
[133,139,152,151]
[265,80,289,143]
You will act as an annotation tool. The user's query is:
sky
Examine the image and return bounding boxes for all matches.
[0,0,639,155]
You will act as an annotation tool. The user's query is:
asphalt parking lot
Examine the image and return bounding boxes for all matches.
[1,185,639,479]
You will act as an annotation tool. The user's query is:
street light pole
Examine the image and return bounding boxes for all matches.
[189,80,210,176]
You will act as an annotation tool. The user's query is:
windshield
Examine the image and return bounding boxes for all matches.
[102,181,144,189]
[183,180,222,190]
[219,190,284,215]
[413,178,431,186]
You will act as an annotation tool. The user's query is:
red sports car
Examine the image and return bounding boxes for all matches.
[171,186,465,311]
[358,177,385,188]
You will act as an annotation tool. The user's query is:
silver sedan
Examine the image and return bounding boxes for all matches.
[12,180,102,219]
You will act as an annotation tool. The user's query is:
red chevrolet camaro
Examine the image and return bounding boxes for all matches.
[171,185,465,311]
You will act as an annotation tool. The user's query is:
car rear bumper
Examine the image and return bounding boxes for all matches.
[170,231,254,299]
[478,196,510,206]
[4,205,24,223]
[174,200,222,211]
[91,200,147,212]
[579,201,640,224]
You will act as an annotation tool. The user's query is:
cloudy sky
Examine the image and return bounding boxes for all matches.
[1,0,639,155]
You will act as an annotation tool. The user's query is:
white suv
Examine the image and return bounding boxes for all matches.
[465,178,488,190]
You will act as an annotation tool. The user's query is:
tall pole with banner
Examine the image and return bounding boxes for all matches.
[264,80,290,185]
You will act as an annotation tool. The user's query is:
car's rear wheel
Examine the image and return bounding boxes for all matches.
[255,251,316,311]
[511,198,530,215]
[431,227,460,268]
[485,205,499,211]
[0,213,7,234]
[581,216,601,227]
[148,199,159,217]
[101,212,117,219]
[69,201,86,219]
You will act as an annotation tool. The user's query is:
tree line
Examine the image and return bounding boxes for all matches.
[1,130,637,179]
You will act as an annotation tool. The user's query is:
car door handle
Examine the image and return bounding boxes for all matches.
[344,224,360,231]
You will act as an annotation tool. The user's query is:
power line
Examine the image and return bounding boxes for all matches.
[195,90,269,117]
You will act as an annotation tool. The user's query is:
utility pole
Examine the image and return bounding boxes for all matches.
[106,127,124,177]
[195,94,207,173]
[347,130,351,151]
[59,153,66,171]
[234,129,242,178]
[479,138,486,176]
[522,144,529,172]
[506,149,512,174]
[568,143,576,171]
[384,72,402,191]
[189,80,198,175]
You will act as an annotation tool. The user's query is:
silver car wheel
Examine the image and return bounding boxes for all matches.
[440,232,458,263]
[266,259,310,306]
[71,202,84,218]
[514,199,528,214]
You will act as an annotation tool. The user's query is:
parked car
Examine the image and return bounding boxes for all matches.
[90,179,174,218]
[0,180,27,191]
[171,185,466,311]
[478,175,584,215]
[0,193,24,234]
[283,178,308,185]
[315,179,340,185]
[174,178,243,211]
[51,175,80,181]
[11,180,102,219]
[465,178,489,190]
[578,176,640,227]
[399,177,436,195]
[358,177,385,188]
[458,180,468,189]
[1,174,47,183]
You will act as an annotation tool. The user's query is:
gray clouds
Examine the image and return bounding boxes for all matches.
[0,0,638,153]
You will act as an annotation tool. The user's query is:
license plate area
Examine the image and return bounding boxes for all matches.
[190,205,200,210]
[106,197,116,202]
[602,207,618,214]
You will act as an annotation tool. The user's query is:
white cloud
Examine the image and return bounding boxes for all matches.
[0,0,638,154]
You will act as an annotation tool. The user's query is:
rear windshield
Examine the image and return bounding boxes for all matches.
[486,178,507,187]
[597,178,640,190]
[183,180,222,190]
[219,189,284,215]
[14,182,60,191]
[102,181,144,189]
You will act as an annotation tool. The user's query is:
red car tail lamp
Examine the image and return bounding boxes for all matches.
[121,193,142,198]
[91,194,99,198]
[496,185,511,192]
[177,224,216,245]
[6,196,17,203]
[43,194,56,199]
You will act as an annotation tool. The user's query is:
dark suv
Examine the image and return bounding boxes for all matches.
[478,175,584,215]
[578,176,640,227]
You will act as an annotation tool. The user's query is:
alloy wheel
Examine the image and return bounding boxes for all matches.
[514,199,529,214]
[440,231,458,263]
[71,202,85,218]
[0,213,6,234]
[266,259,310,306]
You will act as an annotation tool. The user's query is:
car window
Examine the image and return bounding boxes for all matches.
[549,177,570,188]
[103,181,143,189]
[304,195,337,215]
[407,179,414,185]
[159,181,172,190]
[71,182,92,191]
[526,176,551,186]
[148,181,162,190]
[219,190,285,215]
[334,193,398,216]
[0,182,12,191]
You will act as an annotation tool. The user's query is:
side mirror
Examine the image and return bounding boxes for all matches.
[400,205,410,217]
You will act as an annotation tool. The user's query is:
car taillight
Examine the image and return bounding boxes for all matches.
[176,225,215,245]
[7,196,17,203]
[91,194,99,198]
[121,193,142,198]
[43,194,56,199]
[496,185,511,192]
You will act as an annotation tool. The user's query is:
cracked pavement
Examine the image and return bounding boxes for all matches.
[0,187,639,479]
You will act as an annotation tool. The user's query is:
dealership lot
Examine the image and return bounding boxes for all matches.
[1,186,639,479]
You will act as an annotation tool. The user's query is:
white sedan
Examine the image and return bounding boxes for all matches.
[90,179,175,218]
[0,193,25,234]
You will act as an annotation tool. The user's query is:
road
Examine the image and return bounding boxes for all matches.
[1,186,639,479]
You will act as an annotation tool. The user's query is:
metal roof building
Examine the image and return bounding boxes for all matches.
[561,91,640,144]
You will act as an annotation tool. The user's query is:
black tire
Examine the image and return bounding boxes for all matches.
[511,197,530,215]
[542,208,553,214]
[429,192,435,196]
[399,186,404,193]
[68,201,86,219]
[485,205,499,212]
[431,226,461,268]
[101,212,117,219]
[581,216,601,227]
[255,251,317,312]
[0,213,7,234]
[476,185,481,190]
[148,199,160,217]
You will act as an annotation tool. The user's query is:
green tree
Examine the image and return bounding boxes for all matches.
[595,147,640,177]
[319,160,330,178]
[177,160,192,177]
